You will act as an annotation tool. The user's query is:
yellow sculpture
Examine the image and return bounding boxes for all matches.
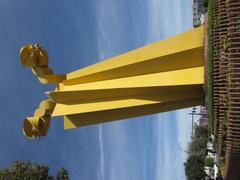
[20,26,204,138]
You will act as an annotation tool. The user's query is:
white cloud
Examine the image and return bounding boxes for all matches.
[95,0,194,179]
[146,0,193,42]
[98,124,105,180]
[154,112,181,180]
[175,106,201,152]
[175,108,193,159]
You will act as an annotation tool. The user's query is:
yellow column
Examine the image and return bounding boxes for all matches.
[64,26,204,85]
[20,26,204,138]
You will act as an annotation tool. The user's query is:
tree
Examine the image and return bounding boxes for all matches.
[57,167,69,180]
[184,154,206,180]
[0,161,69,180]
[194,125,208,140]
[185,125,209,179]
[205,157,214,167]
[188,125,208,157]
[188,137,207,158]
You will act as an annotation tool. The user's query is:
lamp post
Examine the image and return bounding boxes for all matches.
[189,107,197,138]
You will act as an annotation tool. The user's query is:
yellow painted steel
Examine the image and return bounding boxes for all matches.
[64,26,204,84]
[64,97,204,129]
[20,26,205,138]
[52,89,203,117]
[56,67,203,92]
[46,85,203,103]
[23,100,55,139]
[20,43,66,84]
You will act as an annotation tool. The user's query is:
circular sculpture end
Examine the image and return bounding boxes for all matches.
[20,44,49,68]
[23,116,51,139]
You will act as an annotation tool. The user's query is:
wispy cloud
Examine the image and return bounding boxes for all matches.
[95,0,194,180]
[146,0,193,41]
[154,113,180,180]
[175,108,193,159]
[98,124,105,180]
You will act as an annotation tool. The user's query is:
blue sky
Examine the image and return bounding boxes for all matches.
[0,0,195,179]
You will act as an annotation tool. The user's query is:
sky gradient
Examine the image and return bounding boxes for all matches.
[0,0,195,179]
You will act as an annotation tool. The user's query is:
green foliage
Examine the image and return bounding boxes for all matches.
[223,36,229,50]
[220,156,225,165]
[57,167,69,180]
[184,155,206,180]
[194,125,208,139]
[185,125,209,179]
[220,156,225,177]
[189,125,208,157]
[0,161,69,180]
[207,0,214,133]
[205,157,214,167]
[189,137,208,158]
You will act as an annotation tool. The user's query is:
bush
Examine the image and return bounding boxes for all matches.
[205,157,214,167]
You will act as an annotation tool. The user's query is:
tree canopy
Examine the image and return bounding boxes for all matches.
[184,124,208,180]
[0,161,69,180]
[184,154,205,180]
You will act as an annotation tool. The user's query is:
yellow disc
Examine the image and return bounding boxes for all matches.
[20,44,33,66]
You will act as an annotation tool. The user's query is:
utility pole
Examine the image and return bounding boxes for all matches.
[189,107,197,138]
[189,106,206,138]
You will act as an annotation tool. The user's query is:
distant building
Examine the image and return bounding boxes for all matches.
[191,106,208,138]
[193,0,207,27]
[197,106,208,125]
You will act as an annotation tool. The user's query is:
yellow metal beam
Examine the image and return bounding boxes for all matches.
[64,26,204,85]
[63,97,204,129]
[47,85,203,103]
[20,26,205,138]
[52,88,203,117]
[57,66,203,92]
